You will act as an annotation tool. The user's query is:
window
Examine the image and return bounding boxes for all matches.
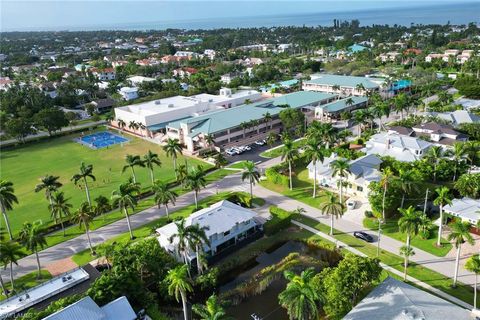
[223,230,230,237]
[357,186,363,192]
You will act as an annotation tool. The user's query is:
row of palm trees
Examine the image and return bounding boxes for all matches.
[115,119,147,137]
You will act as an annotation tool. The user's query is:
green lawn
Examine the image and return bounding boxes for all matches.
[0,270,52,301]
[295,215,477,306]
[363,217,452,257]
[260,138,306,158]
[0,127,211,235]
[227,161,249,169]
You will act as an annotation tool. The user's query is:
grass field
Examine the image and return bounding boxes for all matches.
[0,127,211,235]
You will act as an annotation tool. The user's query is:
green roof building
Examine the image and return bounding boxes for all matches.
[315,96,368,119]
[303,73,385,97]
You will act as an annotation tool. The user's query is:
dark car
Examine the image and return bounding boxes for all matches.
[354,231,374,243]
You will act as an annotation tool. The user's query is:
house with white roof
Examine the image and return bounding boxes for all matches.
[363,132,433,162]
[302,74,385,97]
[307,154,383,198]
[444,198,480,224]
[156,200,263,262]
[119,87,138,101]
[127,75,155,87]
[428,110,480,126]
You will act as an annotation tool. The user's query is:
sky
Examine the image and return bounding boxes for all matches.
[0,0,477,31]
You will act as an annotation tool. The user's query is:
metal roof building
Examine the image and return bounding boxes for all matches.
[444,197,480,224]
[303,74,385,96]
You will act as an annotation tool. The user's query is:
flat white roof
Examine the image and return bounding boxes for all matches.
[444,198,480,223]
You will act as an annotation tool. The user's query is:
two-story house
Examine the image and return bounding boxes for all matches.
[91,68,116,81]
[363,132,433,162]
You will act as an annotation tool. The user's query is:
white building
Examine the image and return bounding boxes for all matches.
[444,198,480,224]
[174,51,200,59]
[119,87,138,101]
[302,74,385,97]
[156,200,263,262]
[427,110,480,126]
[363,132,433,162]
[127,75,156,87]
[91,68,116,81]
[204,49,216,60]
[307,154,383,198]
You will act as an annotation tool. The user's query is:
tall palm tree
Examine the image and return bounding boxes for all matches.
[34,175,63,220]
[398,169,418,208]
[465,141,480,172]
[166,265,193,320]
[465,254,480,309]
[448,220,474,287]
[0,241,23,293]
[0,248,8,296]
[330,158,350,204]
[74,202,95,255]
[71,162,96,205]
[143,150,162,185]
[426,146,443,182]
[266,131,277,148]
[187,224,210,275]
[304,139,325,198]
[19,221,47,278]
[111,181,140,240]
[122,154,145,184]
[433,186,453,247]
[398,206,423,266]
[50,192,72,236]
[281,139,298,190]
[399,245,415,281]
[117,119,126,134]
[263,112,273,130]
[278,268,322,320]
[379,168,394,221]
[193,294,229,320]
[93,195,111,218]
[0,180,18,240]
[163,138,183,179]
[447,142,466,181]
[169,219,192,267]
[153,180,178,218]
[214,153,228,169]
[185,166,207,209]
[241,161,260,200]
[320,191,344,235]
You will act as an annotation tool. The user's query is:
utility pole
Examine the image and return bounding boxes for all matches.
[423,188,429,215]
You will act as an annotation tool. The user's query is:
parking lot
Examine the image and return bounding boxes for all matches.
[224,140,281,164]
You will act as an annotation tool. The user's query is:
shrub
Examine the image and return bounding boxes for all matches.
[227,193,252,208]
[364,210,373,218]
[264,206,293,235]
[265,164,289,187]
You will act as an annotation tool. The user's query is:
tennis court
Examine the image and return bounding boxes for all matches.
[77,131,129,149]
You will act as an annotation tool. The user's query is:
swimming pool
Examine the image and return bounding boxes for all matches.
[77,131,129,149]
[390,79,412,91]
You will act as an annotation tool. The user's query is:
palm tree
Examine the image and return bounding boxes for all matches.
[241,161,260,200]
[0,249,8,296]
[398,206,423,266]
[266,131,277,148]
[330,158,350,205]
[50,192,72,236]
[448,220,474,287]
[304,139,325,198]
[143,150,162,185]
[193,294,229,320]
[169,219,192,266]
[71,162,96,205]
[75,202,95,254]
[122,154,145,184]
[447,142,466,181]
[379,168,394,221]
[320,191,344,235]
[0,180,18,240]
[353,110,367,137]
[176,162,189,187]
[93,195,111,218]
[281,139,298,190]
[187,223,210,275]
[426,146,443,182]
[214,153,228,169]
[204,134,215,147]
[166,265,193,320]
[399,245,415,281]
[153,180,178,218]
[278,268,322,320]
[19,221,47,278]
[332,84,341,96]
[163,138,183,179]
[433,186,453,247]
[0,241,23,293]
[398,169,418,208]
[240,122,249,138]
[465,254,480,309]
[465,142,480,172]
[111,181,140,240]
[34,175,63,221]
[185,166,207,209]
[263,112,273,130]
[117,119,126,134]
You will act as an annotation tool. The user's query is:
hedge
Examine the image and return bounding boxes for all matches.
[265,164,289,187]
[264,206,294,236]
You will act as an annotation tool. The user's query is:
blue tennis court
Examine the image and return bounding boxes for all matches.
[77,131,129,149]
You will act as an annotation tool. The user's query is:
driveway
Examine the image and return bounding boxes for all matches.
[342,195,371,226]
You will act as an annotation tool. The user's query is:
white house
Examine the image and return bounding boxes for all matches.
[444,198,480,224]
[411,122,468,145]
[307,154,383,198]
[127,75,155,87]
[156,200,263,262]
[428,110,480,126]
[363,132,433,162]
[302,74,385,97]
[91,68,116,81]
[204,49,216,60]
[119,87,138,101]
[220,72,242,84]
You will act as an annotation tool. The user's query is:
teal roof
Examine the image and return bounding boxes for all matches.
[260,79,299,92]
[319,96,368,113]
[349,44,368,53]
[168,91,335,136]
[305,74,382,89]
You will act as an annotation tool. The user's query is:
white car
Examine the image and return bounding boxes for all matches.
[232,147,243,154]
[225,149,236,156]
[254,140,265,146]
[242,145,252,151]
[346,200,356,210]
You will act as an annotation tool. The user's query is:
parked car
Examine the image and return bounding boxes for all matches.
[353,231,373,243]
[254,140,266,146]
[346,200,356,210]
[225,149,236,156]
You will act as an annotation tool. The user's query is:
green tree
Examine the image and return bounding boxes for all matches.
[397,169,418,208]
[447,142,467,181]
[448,220,474,287]
[465,254,480,309]
[193,294,229,320]
[122,154,145,184]
[169,219,192,267]
[19,221,47,278]
[455,173,480,199]
[398,206,423,266]
[93,195,111,218]
[50,192,72,236]
[35,175,62,224]
[214,153,228,169]
[74,202,95,254]
[266,131,277,147]
[320,191,344,235]
[0,241,23,293]
[71,162,96,205]
[379,168,395,220]
[281,139,298,190]
[185,166,207,209]
[330,158,350,205]
[153,180,178,218]
[433,186,453,247]
[279,268,322,320]
[34,107,68,136]
[111,181,140,240]
[426,146,444,182]
[163,138,183,179]
[241,161,260,200]
[166,265,193,320]
[0,180,18,240]
[399,245,415,281]
[304,139,325,198]
[143,150,162,185]
[187,223,210,275]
